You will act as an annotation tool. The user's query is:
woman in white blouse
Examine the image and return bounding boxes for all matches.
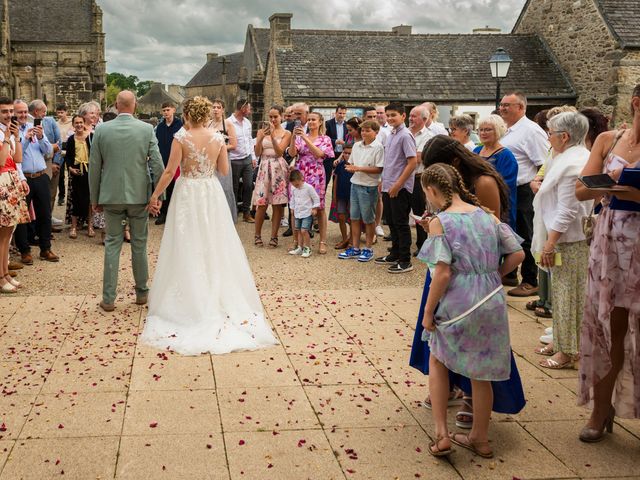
[532,112,592,369]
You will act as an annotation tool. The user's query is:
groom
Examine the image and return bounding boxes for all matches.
[89,91,165,311]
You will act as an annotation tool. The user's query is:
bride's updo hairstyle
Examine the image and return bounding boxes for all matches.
[183,96,213,126]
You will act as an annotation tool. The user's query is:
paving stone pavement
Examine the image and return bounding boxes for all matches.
[1,219,639,479]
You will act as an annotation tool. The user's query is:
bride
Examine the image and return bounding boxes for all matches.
[140,96,278,355]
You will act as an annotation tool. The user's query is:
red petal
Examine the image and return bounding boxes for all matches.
[238,440,245,445]
[149,422,158,428]
[57,424,64,429]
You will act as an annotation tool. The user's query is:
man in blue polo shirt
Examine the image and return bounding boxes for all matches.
[13,99,58,264]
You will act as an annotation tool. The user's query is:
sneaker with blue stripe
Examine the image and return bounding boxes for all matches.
[338,247,361,259]
[357,248,374,262]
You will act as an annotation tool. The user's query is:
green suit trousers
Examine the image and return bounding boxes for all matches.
[102,204,149,304]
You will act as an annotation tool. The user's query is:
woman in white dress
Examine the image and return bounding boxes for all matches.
[141,96,278,355]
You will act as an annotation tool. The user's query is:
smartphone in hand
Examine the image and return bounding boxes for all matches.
[33,118,42,127]
[579,174,629,191]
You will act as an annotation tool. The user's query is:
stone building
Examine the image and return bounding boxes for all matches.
[0,0,106,111]
[185,52,244,112]
[514,0,640,124]
[137,82,182,117]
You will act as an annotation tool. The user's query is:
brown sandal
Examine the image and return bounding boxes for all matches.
[449,432,493,458]
[268,237,278,248]
[428,436,454,457]
[254,236,264,246]
[334,238,350,249]
[319,241,327,254]
[69,227,77,239]
[87,226,96,238]
[534,344,554,356]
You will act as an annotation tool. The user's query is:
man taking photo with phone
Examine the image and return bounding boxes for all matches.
[13,99,58,264]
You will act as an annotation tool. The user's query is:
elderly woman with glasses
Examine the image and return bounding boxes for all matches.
[531,112,593,370]
[448,115,476,151]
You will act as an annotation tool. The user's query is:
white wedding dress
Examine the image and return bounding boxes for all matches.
[141,128,278,355]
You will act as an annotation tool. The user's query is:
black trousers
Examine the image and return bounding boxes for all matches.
[516,184,538,286]
[58,163,66,200]
[382,189,412,264]
[323,157,334,193]
[231,156,253,215]
[410,174,427,250]
[15,174,52,253]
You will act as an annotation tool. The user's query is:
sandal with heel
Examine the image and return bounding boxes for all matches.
[449,432,493,458]
[254,236,264,246]
[268,237,278,248]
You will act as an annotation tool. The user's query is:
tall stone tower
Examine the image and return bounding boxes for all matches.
[0,0,11,97]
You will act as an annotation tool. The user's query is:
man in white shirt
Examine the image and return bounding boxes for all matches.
[409,106,434,254]
[500,91,550,297]
[422,102,449,136]
[375,105,392,138]
[228,99,255,223]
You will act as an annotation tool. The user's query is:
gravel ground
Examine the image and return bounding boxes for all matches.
[12,204,426,297]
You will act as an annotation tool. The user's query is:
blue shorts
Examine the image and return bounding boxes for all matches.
[350,184,378,224]
[295,215,313,231]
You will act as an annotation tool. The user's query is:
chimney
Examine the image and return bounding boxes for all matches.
[392,25,412,35]
[269,13,293,49]
[206,52,218,62]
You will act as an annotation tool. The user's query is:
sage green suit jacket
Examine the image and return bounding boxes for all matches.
[89,114,165,205]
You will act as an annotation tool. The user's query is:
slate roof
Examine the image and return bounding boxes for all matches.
[138,83,180,105]
[594,0,640,48]
[275,31,575,103]
[185,52,243,88]
[1,0,93,43]
[253,28,270,69]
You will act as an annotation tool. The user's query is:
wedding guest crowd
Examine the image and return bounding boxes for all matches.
[2,83,638,460]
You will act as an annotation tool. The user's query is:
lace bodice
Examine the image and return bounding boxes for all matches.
[174,127,225,179]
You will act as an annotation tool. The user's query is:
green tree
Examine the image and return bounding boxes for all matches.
[106,72,139,91]
[136,80,154,97]
[106,83,121,106]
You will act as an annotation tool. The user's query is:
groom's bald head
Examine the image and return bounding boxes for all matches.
[116,90,136,114]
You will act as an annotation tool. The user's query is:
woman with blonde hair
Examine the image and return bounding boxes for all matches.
[288,111,335,254]
[142,96,278,355]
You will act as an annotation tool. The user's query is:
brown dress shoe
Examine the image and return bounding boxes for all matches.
[8,261,23,271]
[8,270,17,277]
[507,282,539,297]
[243,213,255,223]
[99,301,115,312]
[20,253,33,265]
[135,293,148,305]
[39,250,60,262]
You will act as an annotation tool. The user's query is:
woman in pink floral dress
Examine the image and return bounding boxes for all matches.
[288,111,334,254]
[253,105,291,248]
[575,84,640,442]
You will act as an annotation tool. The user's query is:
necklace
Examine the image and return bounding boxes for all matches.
[626,131,640,153]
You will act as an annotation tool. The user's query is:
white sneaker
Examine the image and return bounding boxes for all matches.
[544,327,553,335]
[288,246,302,255]
[51,217,63,226]
[280,217,289,227]
[375,225,384,237]
[301,247,311,258]
[539,334,552,344]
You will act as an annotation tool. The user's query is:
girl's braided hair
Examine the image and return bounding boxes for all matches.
[421,163,491,214]
[421,135,510,221]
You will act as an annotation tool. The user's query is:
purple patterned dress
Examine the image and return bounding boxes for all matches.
[418,208,522,381]
[294,135,334,209]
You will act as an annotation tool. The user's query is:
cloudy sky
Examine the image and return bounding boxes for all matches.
[102,0,527,86]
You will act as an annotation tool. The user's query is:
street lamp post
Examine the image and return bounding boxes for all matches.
[489,47,512,111]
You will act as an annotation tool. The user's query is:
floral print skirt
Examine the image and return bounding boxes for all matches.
[578,207,640,418]
[0,170,30,227]
[252,155,289,207]
[551,241,589,356]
